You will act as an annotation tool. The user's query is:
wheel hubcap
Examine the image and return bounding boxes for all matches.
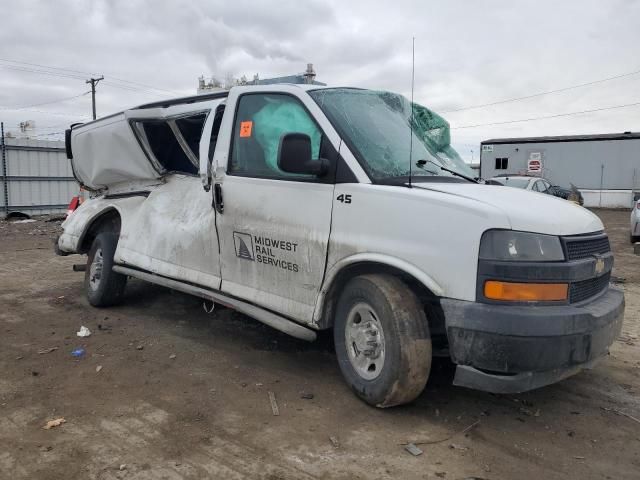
[345,302,385,380]
[89,248,104,291]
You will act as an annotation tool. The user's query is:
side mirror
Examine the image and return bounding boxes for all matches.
[277,133,329,177]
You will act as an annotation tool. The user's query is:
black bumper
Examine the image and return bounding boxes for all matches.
[441,286,624,393]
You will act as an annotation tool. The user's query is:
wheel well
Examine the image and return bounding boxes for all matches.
[78,209,121,254]
[319,262,447,352]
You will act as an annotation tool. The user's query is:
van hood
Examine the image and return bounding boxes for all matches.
[413,182,603,236]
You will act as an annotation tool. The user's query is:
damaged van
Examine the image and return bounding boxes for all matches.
[57,84,624,407]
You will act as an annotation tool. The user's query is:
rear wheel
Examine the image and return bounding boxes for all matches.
[334,274,432,407]
[85,232,127,307]
[631,234,639,244]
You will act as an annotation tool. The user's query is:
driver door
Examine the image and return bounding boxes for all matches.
[213,92,337,324]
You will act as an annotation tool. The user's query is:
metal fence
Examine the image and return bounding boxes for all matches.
[1,125,78,217]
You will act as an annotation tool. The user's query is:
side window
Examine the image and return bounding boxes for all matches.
[532,180,541,192]
[229,93,323,179]
[133,112,207,175]
[494,157,508,170]
[541,180,550,192]
[175,113,207,160]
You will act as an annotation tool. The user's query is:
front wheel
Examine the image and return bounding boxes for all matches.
[85,232,127,307]
[334,274,432,408]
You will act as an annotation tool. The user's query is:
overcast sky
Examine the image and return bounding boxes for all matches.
[1,0,639,162]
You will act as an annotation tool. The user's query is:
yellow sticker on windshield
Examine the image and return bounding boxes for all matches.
[240,121,253,138]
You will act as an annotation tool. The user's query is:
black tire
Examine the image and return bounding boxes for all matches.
[85,232,127,307]
[334,274,432,408]
[631,234,639,244]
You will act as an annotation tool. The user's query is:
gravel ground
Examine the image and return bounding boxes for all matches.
[0,208,638,480]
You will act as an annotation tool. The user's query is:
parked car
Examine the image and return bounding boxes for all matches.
[488,175,584,205]
[57,84,623,408]
[630,198,640,243]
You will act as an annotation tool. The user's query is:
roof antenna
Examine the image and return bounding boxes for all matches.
[408,36,415,188]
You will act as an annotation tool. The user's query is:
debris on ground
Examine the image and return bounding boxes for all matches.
[76,326,91,337]
[403,420,480,446]
[43,418,66,430]
[136,345,144,350]
[300,392,314,399]
[404,443,423,456]
[169,354,176,359]
[97,324,112,331]
[449,443,469,451]
[268,391,280,416]
[601,406,640,424]
[96,365,103,373]
[71,348,85,357]
[329,435,340,448]
[38,347,58,354]
[119,464,127,471]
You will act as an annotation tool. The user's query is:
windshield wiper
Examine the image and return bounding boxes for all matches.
[416,159,478,183]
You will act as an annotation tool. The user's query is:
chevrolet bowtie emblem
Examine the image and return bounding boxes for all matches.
[594,256,605,276]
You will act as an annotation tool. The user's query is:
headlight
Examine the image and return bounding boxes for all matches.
[479,230,565,262]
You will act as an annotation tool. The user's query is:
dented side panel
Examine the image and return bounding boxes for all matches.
[58,196,148,253]
[116,174,221,289]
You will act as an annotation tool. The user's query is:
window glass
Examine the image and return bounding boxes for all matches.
[132,111,209,175]
[541,180,550,192]
[134,121,196,175]
[175,113,207,159]
[310,88,474,182]
[494,158,509,170]
[229,93,322,178]
[532,180,541,192]
[496,177,530,189]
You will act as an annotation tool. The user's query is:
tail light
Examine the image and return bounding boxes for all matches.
[66,196,80,218]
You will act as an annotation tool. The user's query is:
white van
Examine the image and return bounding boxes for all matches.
[57,84,624,407]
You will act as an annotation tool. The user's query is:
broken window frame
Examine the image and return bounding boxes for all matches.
[130,109,210,176]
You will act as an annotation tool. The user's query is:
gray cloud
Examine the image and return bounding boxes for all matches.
[1,0,639,160]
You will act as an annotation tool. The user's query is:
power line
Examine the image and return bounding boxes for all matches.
[0,58,180,96]
[451,101,640,129]
[441,68,640,114]
[0,91,90,111]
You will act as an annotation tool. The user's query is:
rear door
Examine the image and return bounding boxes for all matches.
[213,89,338,324]
[116,105,223,289]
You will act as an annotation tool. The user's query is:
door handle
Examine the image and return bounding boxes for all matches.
[213,183,224,214]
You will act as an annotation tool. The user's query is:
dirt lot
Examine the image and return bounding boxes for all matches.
[0,209,639,480]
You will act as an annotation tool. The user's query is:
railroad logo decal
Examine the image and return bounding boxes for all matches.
[233,232,255,261]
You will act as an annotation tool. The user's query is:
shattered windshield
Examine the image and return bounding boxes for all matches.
[309,88,474,182]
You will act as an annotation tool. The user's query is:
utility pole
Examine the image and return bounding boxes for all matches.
[86,76,104,120]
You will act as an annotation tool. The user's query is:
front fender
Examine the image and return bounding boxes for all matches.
[312,253,444,324]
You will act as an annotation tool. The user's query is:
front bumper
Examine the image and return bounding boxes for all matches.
[441,286,624,394]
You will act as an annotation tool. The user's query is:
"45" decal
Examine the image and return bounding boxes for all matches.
[336,194,352,204]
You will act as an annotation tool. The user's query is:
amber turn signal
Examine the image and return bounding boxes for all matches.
[484,280,568,301]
